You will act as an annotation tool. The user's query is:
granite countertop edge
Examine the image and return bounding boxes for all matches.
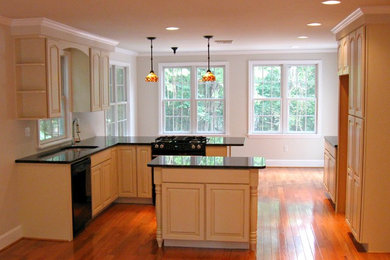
[324,136,338,148]
[15,136,246,164]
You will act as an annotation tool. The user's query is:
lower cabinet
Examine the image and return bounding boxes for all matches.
[162,183,249,242]
[323,140,337,204]
[117,145,152,199]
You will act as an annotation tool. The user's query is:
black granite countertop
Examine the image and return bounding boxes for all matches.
[324,136,338,147]
[15,136,245,164]
[147,156,266,169]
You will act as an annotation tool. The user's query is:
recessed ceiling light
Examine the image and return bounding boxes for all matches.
[291,46,300,49]
[322,1,341,5]
[298,36,309,39]
[166,27,179,31]
[307,22,322,27]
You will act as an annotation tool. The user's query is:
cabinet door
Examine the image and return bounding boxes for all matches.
[110,148,118,201]
[323,151,330,191]
[117,146,137,197]
[90,48,101,112]
[46,39,62,118]
[354,27,365,118]
[338,36,349,75]
[205,146,228,156]
[101,159,112,206]
[100,51,110,110]
[136,146,152,198]
[91,165,103,216]
[345,169,354,227]
[328,155,336,202]
[162,183,205,240]
[206,184,249,242]
[348,33,356,115]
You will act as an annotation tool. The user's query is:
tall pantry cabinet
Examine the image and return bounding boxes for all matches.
[334,8,390,252]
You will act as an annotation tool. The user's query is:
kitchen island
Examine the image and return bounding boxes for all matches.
[147,156,266,251]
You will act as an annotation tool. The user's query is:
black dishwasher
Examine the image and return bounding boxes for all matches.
[71,158,92,236]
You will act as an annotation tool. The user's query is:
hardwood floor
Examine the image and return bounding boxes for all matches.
[1,168,390,260]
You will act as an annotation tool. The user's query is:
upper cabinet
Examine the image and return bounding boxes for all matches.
[337,35,350,76]
[71,48,110,112]
[15,37,62,119]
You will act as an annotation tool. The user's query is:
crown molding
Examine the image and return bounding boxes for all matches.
[332,6,390,34]
[115,47,138,56]
[0,15,11,26]
[137,48,337,57]
[11,17,119,46]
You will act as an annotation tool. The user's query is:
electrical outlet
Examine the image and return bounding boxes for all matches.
[25,127,30,137]
[283,144,288,152]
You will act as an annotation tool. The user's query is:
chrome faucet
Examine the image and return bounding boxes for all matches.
[72,118,81,144]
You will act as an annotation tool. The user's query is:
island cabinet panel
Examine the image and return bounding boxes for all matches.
[136,146,152,198]
[205,146,228,156]
[206,184,249,242]
[117,146,137,197]
[91,164,104,216]
[162,183,205,240]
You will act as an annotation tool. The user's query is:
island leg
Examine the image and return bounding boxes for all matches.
[249,169,259,251]
[154,167,163,247]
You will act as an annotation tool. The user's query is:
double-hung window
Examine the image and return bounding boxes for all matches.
[105,65,129,136]
[249,60,319,135]
[160,63,227,134]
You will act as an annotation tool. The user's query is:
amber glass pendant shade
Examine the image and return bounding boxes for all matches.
[202,70,216,82]
[145,70,158,82]
[145,37,158,83]
[202,35,216,82]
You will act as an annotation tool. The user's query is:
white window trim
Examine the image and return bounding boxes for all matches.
[105,61,131,136]
[38,52,72,149]
[158,62,229,136]
[248,60,322,138]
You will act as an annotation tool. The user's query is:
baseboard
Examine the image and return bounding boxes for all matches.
[266,159,324,167]
[0,225,23,251]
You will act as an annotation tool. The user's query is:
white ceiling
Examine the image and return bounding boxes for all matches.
[0,0,389,54]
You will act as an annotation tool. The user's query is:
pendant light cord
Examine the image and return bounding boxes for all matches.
[150,38,154,72]
[207,37,210,71]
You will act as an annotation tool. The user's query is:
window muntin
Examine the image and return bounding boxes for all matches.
[249,62,318,135]
[105,65,129,136]
[161,64,226,134]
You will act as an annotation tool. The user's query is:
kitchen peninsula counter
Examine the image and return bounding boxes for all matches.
[15,136,245,164]
[148,155,265,251]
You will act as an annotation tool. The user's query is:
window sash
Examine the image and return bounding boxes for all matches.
[249,62,318,135]
[161,64,227,134]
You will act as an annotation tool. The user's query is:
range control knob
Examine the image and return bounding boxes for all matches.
[154,144,159,148]
[191,144,196,149]
[197,144,202,149]
[160,144,164,149]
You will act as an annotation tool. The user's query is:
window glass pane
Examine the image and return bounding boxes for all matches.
[164,101,190,132]
[118,121,127,136]
[253,66,281,98]
[288,100,316,132]
[288,65,316,98]
[197,67,224,99]
[163,67,191,99]
[109,66,115,103]
[117,85,126,102]
[197,100,224,132]
[118,104,127,121]
[116,67,124,85]
[253,100,281,132]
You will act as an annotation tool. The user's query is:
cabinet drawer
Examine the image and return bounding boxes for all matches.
[325,141,336,158]
[91,149,111,166]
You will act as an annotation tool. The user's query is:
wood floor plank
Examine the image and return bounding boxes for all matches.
[1,167,390,259]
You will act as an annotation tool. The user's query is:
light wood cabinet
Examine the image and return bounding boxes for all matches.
[205,146,229,156]
[89,48,110,112]
[136,146,152,198]
[15,37,62,119]
[323,147,336,202]
[91,148,118,217]
[117,145,152,199]
[206,184,249,242]
[349,27,365,118]
[337,35,350,75]
[162,183,205,240]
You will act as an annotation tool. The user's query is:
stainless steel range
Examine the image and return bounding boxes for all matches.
[151,136,207,157]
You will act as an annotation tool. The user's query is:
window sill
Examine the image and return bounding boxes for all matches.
[246,133,322,139]
[38,137,72,150]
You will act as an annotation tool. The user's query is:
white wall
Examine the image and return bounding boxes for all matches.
[136,52,338,165]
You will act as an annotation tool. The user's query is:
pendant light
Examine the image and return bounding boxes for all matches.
[202,35,216,82]
[145,37,158,82]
